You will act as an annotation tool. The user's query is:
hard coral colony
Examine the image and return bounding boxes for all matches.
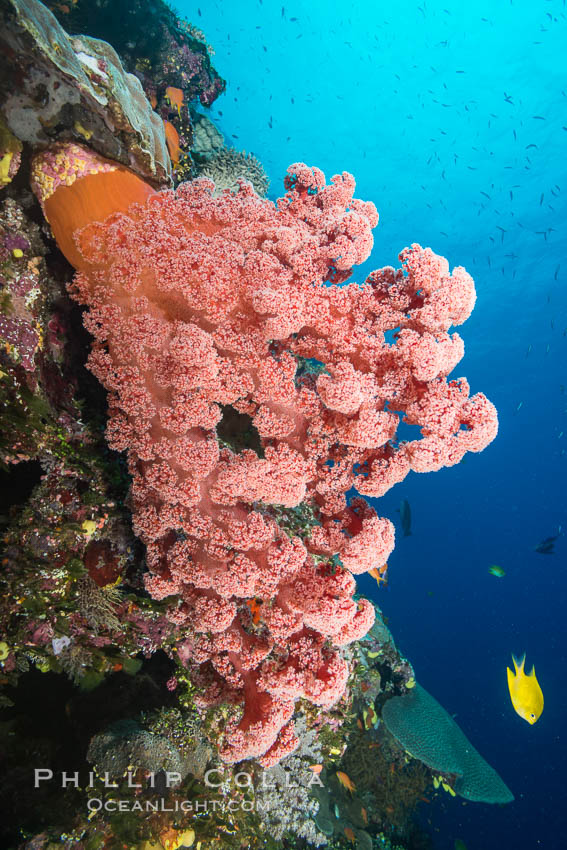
[30,141,497,767]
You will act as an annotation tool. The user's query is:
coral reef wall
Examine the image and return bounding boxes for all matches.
[0,2,504,848]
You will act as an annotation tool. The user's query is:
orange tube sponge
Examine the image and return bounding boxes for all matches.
[163,120,181,166]
[30,143,155,270]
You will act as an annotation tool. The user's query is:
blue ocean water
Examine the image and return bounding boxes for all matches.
[180,1,566,848]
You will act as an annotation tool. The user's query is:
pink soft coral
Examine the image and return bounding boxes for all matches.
[31,145,498,763]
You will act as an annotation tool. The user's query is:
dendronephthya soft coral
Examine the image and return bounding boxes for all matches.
[30,143,497,765]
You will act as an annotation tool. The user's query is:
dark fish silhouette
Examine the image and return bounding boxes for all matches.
[398,499,412,537]
[534,535,557,554]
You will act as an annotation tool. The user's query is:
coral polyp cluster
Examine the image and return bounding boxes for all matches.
[28,142,497,771]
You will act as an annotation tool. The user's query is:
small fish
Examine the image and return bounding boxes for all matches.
[534,535,557,555]
[165,86,184,116]
[361,806,368,825]
[507,653,544,724]
[488,565,505,577]
[344,827,356,843]
[336,771,356,793]
[399,498,412,536]
[368,563,388,586]
[309,764,323,774]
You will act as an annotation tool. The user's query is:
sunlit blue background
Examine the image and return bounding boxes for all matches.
[180,1,566,847]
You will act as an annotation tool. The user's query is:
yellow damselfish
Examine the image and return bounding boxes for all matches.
[507,653,544,724]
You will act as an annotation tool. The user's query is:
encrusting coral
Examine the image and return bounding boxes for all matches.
[29,141,498,768]
[194,146,270,197]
